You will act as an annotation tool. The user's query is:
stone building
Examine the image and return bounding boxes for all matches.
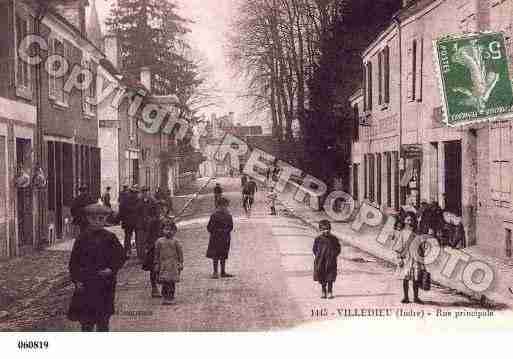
[350,0,513,259]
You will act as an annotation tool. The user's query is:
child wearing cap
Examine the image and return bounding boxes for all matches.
[313,220,341,299]
[154,220,183,305]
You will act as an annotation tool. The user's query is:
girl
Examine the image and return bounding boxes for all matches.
[154,220,184,305]
[313,220,342,299]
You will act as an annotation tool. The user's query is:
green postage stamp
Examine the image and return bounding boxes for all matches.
[435,32,513,126]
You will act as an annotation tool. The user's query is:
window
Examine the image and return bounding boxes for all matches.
[408,39,423,102]
[367,62,373,110]
[15,14,32,97]
[386,152,392,208]
[145,167,151,189]
[384,46,390,104]
[378,52,383,105]
[49,38,67,105]
[490,121,511,208]
[353,104,359,142]
[369,154,375,202]
[377,153,382,205]
[412,39,417,101]
[364,155,368,199]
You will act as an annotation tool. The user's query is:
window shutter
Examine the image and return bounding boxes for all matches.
[412,39,417,101]
[378,51,382,105]
[406,43,413,100]
[362,63,367,111]
[416,38,423,101]
[384,46,390,104]
[368,61,373,110]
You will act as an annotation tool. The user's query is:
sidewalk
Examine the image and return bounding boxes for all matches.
[276,183,513,309]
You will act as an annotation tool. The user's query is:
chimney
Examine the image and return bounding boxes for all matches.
[140,66,151,91]
[104,33,120,69]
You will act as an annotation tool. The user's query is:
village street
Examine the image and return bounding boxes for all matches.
[0,177,489,331]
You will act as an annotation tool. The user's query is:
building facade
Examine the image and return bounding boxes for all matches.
[350,0,513,259]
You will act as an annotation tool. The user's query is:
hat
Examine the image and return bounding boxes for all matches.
[161,217,177,232]
[217,197,229,207]
[78,185,88,191]
[130,185,139,192]
[319,219,331,230]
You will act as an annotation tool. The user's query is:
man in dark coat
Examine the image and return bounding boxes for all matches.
[71,185,94,235]
[313,220,341,299]
[134,187,158,261]
[67,203,126,331]
[142,202,164,298]
[206,197,234,279]
[120,186,138,257]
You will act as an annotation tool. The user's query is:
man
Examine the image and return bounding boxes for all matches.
[120,186,138,257]
[213,183,223,208]
[240,174,248,191]
[242,178,258,215]
[134,187,157,261]
[206,197,234,279]
[102,187,112,209]
[71,185,94,235]
[67,202,126,331]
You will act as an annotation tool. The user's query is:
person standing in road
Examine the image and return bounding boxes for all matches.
[394,212,425,304]
[242,178,258,216]
[206,197,234,279]
[213,183,223,208]
[102,187,112,209]
[120,186,139,258]
[134,187,157,262]
[67,202,126,332]
[71,185,95,235]
[313,220,341,299]
[142,201,165,298]
[267,188,277,216]
[154,219,183,305]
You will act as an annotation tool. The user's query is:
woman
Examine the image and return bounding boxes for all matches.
[394,212,425,304]
[142,201,166,298]
[67,203,126,331]
[206,197,234,278]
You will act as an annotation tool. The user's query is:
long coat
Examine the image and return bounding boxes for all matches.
[313,233,341,283]
[120,192,138,230]
[154,237,184,282]
[67,228,126,322]
[206,208,233,260]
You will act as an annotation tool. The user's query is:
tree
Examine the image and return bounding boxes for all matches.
[106,0,194,97]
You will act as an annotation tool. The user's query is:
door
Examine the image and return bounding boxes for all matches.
[444,141,462,215]
[16,138,33,249]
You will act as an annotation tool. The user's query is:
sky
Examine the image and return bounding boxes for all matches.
[90,0,267,129]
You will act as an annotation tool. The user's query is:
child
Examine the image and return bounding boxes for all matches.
[313,220,341,299]
[154,219,184,305]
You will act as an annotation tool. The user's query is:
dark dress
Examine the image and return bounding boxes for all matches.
[206,208,234,260]
[313,233,341,283]
[67,228,126,323]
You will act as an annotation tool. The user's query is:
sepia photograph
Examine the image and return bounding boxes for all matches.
[0,0,513,355]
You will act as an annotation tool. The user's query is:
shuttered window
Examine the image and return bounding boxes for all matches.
[384,46,390,104]
[490,121,511,208]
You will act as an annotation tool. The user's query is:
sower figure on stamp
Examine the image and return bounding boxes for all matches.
[206,197,234,279]
[394,212,426,304]
[67,203,126,332]
[313,220,341,299]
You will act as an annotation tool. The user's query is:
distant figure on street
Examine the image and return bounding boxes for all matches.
[206,197,234,279]
[267,188,277,216]
[71,185,94,235]
[241,174,248,190]
[213,183,223,208]
[120,186,139,258]
[118,184,129,205]
[67,202,126,332]
[142,200,163,298]
[102,187,112,209]
[242,178,258,216]
[313,220,341,299]
[154,219,183,305]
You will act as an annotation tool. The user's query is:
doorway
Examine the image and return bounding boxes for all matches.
[16,138,33,250]
[444,141,462,215]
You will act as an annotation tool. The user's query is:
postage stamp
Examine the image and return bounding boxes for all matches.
[434,32,513,126]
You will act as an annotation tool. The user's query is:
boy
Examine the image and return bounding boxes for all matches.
[267,189,277,215]
[154,220,184,305]
[313,220,341,299]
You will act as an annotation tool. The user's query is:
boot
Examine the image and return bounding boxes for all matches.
[413,282,424,304]
[401,279,410,303]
